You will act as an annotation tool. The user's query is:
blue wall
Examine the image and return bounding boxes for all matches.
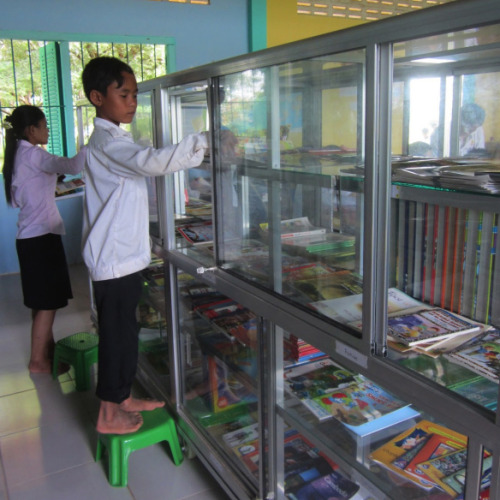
[1,0,249,274]
[0,0,249,72]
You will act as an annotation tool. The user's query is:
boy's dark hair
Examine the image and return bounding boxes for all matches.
[82,57,135,103]
[2,105,46,206]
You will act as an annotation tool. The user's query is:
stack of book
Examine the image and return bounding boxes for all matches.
[283,333,326,367]
[311,288,484,355]
[445,329,500,383]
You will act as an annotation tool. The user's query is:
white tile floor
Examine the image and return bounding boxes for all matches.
[0,264,230,500]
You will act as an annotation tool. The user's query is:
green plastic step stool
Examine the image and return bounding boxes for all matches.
[96,407,184,487]
[52,332,99,391]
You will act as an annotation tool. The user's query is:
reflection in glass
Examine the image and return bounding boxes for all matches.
[177,271,260,484]
[388,24,500,427]
[133,91,159,237]
[216,51,366,332]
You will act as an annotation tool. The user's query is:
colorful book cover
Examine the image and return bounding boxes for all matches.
[369,420,467,490]
[287,471,360,500]
[312,377,407,427]
[208,356,257,413]
[387,308,480,346]
[404,433,465,483]
[416,447,469,496]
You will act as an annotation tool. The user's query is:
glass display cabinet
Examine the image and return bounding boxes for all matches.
[135,1,500,498]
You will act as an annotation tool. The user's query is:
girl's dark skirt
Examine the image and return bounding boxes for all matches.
[16,233,73,310]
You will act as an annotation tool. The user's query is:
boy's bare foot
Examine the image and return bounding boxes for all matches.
[119,396,165,412]
[96,401,143,434]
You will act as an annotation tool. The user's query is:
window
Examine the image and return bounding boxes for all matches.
[0,38,169,166]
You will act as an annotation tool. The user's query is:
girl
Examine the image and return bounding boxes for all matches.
[2,105,86,373]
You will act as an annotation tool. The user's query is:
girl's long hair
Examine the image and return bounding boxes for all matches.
[3,105,45,206]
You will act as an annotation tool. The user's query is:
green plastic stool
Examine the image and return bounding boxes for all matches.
[96,407,184,487]
[52,332,99,391]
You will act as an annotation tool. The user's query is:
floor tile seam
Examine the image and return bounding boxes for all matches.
[5,459,97,491]
[0,444,11,500]
[0,410,97,441]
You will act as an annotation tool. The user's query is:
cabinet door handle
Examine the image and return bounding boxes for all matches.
[196,266,217,275]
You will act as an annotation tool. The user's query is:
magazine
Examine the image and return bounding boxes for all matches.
[445,329,500,383]
[387,308,481,347]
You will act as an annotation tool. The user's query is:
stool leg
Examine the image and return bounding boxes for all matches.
[166,420,183,466]
[96,438,103,462]
[108,439,125,487]
[74,354,88,391]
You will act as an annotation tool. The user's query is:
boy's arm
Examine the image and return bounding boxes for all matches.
[101,133,208,178]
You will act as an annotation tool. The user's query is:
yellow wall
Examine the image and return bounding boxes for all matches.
[267,0,365,47]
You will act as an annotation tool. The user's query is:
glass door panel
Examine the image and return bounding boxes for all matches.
[176,270,261,486]
[216,50,366,334]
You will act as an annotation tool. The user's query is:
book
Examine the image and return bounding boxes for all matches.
[284,359,356,421]
[312,377,410,427]
[207,356,257,413]
[416,447,469,496]
[259,216,326,240]
[287,471,360,500]
[404,432,465,483]
[447,376,498,410]
[55,176,85,196]
[369,420,467,490]
[445,329,500,383]
[177,221,213,244]
[310,287,424,326]
[387,308,481,347]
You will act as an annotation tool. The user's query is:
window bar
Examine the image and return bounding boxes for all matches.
[10,40,19,106]
[140,44,144,81]
[27,40,36,105]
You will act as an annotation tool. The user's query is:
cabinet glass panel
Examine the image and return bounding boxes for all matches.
[134,90,160,238]
[137,256,171,391]
[176,271,261,486]
[167,83,213,263]
[387,26,500,415]
[216,51,365,331]
[278,332,477,499]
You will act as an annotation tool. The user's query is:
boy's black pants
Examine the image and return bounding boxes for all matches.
[92,272,143,404]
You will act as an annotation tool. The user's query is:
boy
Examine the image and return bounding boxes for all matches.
[81,56,208,434]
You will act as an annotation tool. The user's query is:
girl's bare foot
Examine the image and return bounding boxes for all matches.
[96,401,143,434]
[119,396,165,412]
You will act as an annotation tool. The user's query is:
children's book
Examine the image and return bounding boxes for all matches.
[283,359,356,421]
[208,356,257,413]
[416,447,469,496]
[222,422,259,448]
[312,377,409,427]
[387,308,481,346]
[447,376,498,410]
[404,432,465,483]
[369,420,467,490]
[446,329,500,383]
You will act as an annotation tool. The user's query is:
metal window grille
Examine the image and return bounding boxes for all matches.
[0,39,167,163]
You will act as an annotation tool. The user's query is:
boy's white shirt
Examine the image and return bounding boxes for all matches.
[82,117,207,281]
